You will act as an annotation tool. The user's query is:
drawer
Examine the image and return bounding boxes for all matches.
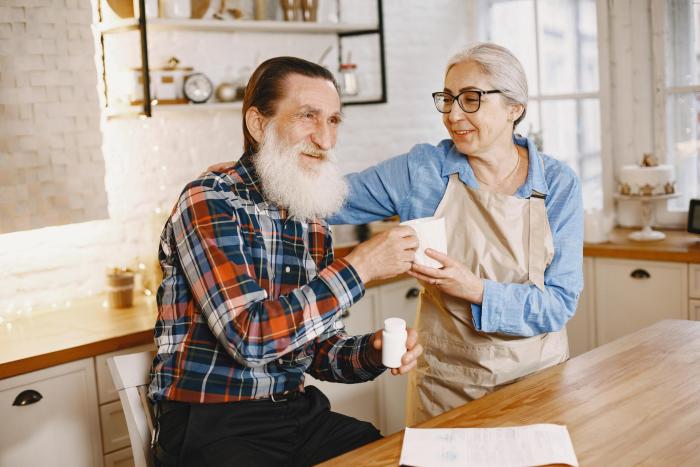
[0,358,102,467]
[95,344,154,404]
[594,259,688,345]
[690,264,700,299]
[104,447,135,467]
[100,400,130,454]
[691,300,700,321]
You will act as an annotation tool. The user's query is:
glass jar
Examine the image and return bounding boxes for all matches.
[339,63,359,96]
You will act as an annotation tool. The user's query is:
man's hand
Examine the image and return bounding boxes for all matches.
[369,327,423,375]
[344,226,418,284]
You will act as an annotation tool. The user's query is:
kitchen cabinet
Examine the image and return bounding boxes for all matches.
[0,358,102,467]
[95,344,154,467]
[594,258,688,345]
[95,0,387,118]
[304,287,381,428]
[691,300,700,321]
[304,278,420,436]
[373,278,420,435]
[567,257,596,357]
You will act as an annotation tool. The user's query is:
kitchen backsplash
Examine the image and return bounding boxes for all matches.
[0,0,471,318]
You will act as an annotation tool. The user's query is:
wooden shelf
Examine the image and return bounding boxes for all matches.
[95,18,379,35]
[105,101,243,118]
[104,96,384,118]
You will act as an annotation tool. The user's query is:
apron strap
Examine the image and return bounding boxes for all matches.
[528,191,547,291]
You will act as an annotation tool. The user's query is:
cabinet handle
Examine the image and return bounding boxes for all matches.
[12,389,43,407]
[630,269,651,280]
[405,287,420,299]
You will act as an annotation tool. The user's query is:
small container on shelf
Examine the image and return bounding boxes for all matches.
[106,268,135,309]
[339,62,359,96]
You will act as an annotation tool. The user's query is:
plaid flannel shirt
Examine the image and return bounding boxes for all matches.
[149,154,384,403]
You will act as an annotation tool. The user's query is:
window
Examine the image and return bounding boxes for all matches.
[653,0,700,217]
[484,0,602,209]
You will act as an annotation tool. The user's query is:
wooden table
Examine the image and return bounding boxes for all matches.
[323,320,700,466]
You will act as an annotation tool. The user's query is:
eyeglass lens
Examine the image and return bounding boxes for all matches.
[434,91,481,113]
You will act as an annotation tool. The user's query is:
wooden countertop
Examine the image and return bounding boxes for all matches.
[0,274,412,380]
[0,295,158,379]
[585,228,700,263]
[323,319,700,466]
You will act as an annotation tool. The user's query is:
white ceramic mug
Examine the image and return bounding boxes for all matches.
[399,217,447,268]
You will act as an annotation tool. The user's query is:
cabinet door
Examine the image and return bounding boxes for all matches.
[304,289,381,428]
[0,358,102,467]
[103,448,134,467]
[594,259,688,345]
[690,265,700,299]
[100,400,130,454]
[567,257,596,357]
[374,278,420,435]
[690,300,700,321]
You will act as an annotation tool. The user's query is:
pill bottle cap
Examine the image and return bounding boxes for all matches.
[384,317,406,333]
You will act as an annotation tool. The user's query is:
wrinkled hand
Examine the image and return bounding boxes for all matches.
[370,327,423,375]
[344,226,418,283]
[407,248,484,304]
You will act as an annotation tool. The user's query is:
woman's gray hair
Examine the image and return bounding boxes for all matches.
[446,42,528,127]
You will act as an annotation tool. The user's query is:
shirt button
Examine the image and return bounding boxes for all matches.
[284,266,291,273]
[278,358,283,364]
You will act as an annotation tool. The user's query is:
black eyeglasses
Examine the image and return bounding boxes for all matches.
[432,89,504,114]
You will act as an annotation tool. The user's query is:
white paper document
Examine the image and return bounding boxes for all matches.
[399,424,578,467]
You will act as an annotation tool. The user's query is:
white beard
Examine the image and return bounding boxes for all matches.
[253,122,348,221]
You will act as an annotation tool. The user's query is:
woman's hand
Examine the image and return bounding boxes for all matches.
[407,248,484,304]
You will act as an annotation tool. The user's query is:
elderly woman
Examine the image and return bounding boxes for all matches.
[329,42,583,424]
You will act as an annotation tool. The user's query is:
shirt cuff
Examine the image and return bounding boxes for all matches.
[470,279,504,333]
[318,258,366,312]
[356,333,386,377]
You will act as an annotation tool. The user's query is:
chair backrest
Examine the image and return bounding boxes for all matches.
[107,351,156,467]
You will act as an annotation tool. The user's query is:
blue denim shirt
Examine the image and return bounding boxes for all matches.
[329,135,584,337]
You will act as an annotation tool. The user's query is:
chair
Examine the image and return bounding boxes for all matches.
[107,351,156,467]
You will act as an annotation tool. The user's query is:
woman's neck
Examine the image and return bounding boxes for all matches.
[469,138,519,185]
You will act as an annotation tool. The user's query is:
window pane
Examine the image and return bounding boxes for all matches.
[487,0,539,95]
[537,0,599,94]
[665,0,700,87]
[666,92,700,210]
[518,100,542,151]
[541,98,603,209]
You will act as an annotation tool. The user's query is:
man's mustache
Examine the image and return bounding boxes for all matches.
[295,142,333,161]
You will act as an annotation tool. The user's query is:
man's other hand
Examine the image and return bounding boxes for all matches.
[370,327,422,375]
[344,226,418,284]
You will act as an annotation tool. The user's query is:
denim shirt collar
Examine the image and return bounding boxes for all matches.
[440,134,549,199]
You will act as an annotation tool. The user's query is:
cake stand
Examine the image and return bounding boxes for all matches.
[614,193,680,241]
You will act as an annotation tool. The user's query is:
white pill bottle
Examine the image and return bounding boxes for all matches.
[382,318,407,368]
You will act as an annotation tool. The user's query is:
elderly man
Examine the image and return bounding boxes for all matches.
[148,56,423,467]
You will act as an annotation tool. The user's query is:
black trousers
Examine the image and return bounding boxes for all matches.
[153,386,382,467]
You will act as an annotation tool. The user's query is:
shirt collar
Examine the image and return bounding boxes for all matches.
[440,134,549,198]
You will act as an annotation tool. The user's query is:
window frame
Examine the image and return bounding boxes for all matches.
[651,0,698,225]
[480,0,609,211]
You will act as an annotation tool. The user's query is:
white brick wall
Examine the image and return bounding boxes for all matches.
[0,0,107,236]
[0,0,470,318]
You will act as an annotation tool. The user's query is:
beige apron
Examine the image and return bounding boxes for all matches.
[405,172,569,426]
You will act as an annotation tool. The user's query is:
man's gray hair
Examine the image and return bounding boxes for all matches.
[446,42,528,127]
